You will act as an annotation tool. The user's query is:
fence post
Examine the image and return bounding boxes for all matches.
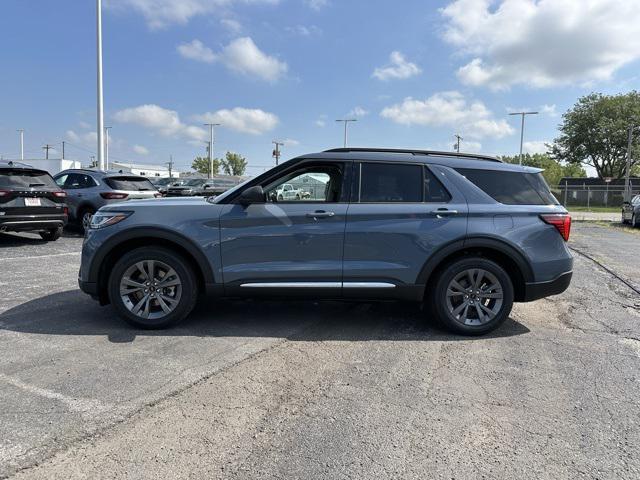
[564,180,568,206]
[587,186,590,210]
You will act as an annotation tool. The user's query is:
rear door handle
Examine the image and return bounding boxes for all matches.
[306,211,335,219]
[430,209,458,218]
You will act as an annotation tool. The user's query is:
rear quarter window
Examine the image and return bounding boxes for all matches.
[455,168,558,205]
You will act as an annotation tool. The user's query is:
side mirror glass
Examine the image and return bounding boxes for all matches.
[239,185,265,205]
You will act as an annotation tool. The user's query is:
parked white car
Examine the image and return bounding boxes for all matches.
[276,183,308,201]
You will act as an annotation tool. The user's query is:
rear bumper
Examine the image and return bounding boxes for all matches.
[522,271,572,302]
[0,216,66,232]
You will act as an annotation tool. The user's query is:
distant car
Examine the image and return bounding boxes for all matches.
[0,161,67,240]
[150,177,183,196]
[622,195,640,227]
[166,178,207,197]
[194,177,245,197]
[54,169,160,231]
[275,183,309,201]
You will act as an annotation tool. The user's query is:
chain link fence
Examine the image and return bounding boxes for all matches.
[551,183,639,209]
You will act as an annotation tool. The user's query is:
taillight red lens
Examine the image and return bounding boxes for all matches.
[0,189,10,197]
[53,190,67,198]
[100,192,129,200]
[540,214,571,241]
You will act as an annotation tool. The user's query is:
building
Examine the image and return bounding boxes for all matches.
[111,162,178,178]
[17,158,82,175]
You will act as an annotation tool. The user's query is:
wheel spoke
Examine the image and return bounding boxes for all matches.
[478,302,495,319]
[475,303,486,322]
[480,292,502,299]
[135,262,149,280]
[131,294,150,316]
[147,260,155,282]
[156,295,172,314]
[452,301,469,318]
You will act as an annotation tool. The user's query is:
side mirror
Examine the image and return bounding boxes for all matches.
[239,185,265,206]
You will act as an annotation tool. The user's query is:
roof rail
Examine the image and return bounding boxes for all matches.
[323,147,503,163]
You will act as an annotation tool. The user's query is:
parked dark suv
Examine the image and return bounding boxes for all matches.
[0,161,67,240]
[78,148,573,335]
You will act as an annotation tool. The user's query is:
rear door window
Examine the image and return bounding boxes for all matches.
[455,168,558,205]
[424,167,451,202]
[358,163,423,203]
[105,177,156,191]
[0,169,58,189]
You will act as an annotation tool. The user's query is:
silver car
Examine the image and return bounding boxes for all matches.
[54,169,160,231]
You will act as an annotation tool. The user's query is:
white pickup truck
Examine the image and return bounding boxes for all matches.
[275,183,309,201]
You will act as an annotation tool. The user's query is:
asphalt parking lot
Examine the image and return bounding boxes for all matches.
[1,223,639,479]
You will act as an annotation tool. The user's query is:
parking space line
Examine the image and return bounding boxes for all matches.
[0,373,112,414]
[0,252,81,262]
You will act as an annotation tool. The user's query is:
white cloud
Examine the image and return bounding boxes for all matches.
[441,0,640,89]
[282,138,300,146]
[78,121,91,129]
[220,37,287,82]
[372,51,421,81]
[306,0,328,11]
[221,18,242,33]
[113,104,206,141]
[348,106,369,117]
[380,91,514,139]
[133,145,150,155]
[541,104,558,117]
[524,140,550,154]
[286,25,322,36]
[108,0,280,30]
[177,39,216,63]
[195,107,279,135]
[66,130,98,144]
[315,114,327,127]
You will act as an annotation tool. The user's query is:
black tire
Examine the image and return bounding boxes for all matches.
[39,227,62,241]
[622,210,629,225]
[78,207,95,233]
[108,247,199,329]
[633,213,639,228]
[428,257,514,336]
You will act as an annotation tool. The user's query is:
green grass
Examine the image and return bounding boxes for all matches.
[567,206,621,213]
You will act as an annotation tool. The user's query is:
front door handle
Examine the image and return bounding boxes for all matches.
[430,208,458,218]
[306,210,335,219]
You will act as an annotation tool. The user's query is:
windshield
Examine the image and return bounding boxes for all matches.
[185,179,206,186]
[152,177,177,186]
[0,169,58,189]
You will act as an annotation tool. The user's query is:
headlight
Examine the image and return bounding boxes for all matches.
[89,211,132,229]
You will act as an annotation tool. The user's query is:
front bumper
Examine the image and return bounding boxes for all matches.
[522,271,573,302]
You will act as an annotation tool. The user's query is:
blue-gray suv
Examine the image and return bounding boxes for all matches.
[78,148,573,335]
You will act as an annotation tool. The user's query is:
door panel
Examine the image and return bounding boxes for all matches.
[343,163,468,294]
[219,202,348,287]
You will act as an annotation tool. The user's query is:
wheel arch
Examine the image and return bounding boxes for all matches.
[418,237,533,302]
[90,228,215,304]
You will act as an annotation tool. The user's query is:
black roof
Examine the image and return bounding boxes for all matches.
[324,147,503,163]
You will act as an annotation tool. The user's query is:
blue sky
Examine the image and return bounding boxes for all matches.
[1,0,639,175]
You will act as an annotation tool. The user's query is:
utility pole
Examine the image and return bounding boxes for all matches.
[90,155,96,168]
[96,0,105,170]
[454,134,463,153]
[625,126,639,202]
[42,144,54,159]
[509,111,538,165]
[166,155,174,178]
[335,119,357,148]
[203,123,221,178]
[62,141,65,159]
[104,126,112,170]
[17,129,24,161]
[272,141,284,165]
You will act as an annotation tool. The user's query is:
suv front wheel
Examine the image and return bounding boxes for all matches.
[429,257,514,336]
[108,247,198,329]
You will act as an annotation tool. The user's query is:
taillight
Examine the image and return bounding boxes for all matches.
[540,214,571,241]
[53,190,67,198]
[100,192,129,200]
[0,189,10,197]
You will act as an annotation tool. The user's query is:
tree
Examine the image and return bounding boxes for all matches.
[221,151,248,176]
[501,153,586,187]
[551,91,640,179]
[191,156,220,176]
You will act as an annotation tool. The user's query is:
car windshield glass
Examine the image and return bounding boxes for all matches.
[104,177,156,191]
[154,178,177,186]
[185,179,205,186]
[0,169,58,189]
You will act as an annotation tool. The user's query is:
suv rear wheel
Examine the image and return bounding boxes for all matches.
[429,257,514,335]
[79,208,95,232]
[108,247,198,329]
[39,226,62,242]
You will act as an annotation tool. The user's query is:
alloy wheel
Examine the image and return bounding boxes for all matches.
[119,260,182,320]
[82,212,94,231]
[445,268,504,326]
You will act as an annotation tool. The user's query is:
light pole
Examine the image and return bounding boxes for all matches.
[624,126,639,202]
[104,126,112,170]
[204,123,221,178]
[272,141,284,165]
[17,129,24,161]
[454,134,463,153]
[509,111,538,165]
[335,119,357,148]
[96,0,105,170]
